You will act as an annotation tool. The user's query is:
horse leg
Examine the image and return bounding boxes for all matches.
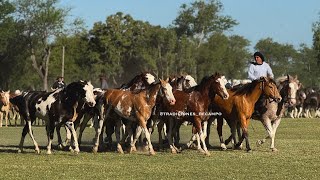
[78,113,91,146]
[0,112,3,127]
[194,118,210,156]
[92,115,104,153]
[129,124,143,154]
[141,124,155,155]
[5,110,9,127]
[167,118,179,154]
[237,117,251,152]
[157,119,164,151]
[65,121,80,154]
[216,116,228,150]
[205,116,214,149]
[56,122,65,149]
[270,117,282,151]
[46,120,55,155]
[115,119,124,154]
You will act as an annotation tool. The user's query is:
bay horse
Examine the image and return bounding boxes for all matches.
[211,76,281,152]
[100,79,176,155]
[0,90,10,127]
[162,73,229,155]
[10,81,96,154]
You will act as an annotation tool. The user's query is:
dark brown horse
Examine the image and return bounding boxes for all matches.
[162,73,229,155]
[212,76,281,152]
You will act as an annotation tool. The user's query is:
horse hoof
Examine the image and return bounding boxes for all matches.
[46,151,52,155]
[92,147,98,153]
[220,143,227,151]
[35,149,40,154]
[256,140,263,147]
[58,144,64,150]
[17,149,22,153]
[271,148,278,152]
[117,147,124,154]
[198,149,206,154]
[205,151,211,156]
[149,150,156,156]
[247,149,252,153]
[171,149,177,154]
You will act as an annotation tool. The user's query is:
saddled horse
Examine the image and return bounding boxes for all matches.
[99,79,176,155]
[10,81,96,154]
[0,90,10,127]
[211,76,281,152]
[161,73,229,155]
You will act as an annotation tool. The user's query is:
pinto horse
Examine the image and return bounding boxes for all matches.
[10,81,96,154]
[212,76,281,152]
[99,79,176,155]
[0,90,10,127]
[162,73,229,155]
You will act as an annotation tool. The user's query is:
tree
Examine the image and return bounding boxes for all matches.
[255,38,298,78]
[196,33,249,80]
[173,0,237,48]
[13,0,69,91]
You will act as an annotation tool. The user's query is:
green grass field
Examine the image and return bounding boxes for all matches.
[0,118,320,179]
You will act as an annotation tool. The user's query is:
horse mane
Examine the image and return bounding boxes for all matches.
[276,75,290,84]
[232,79,260,95]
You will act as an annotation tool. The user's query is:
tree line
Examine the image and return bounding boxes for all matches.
[0,0,319,91]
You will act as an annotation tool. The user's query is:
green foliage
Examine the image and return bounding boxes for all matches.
[174,0,238,47]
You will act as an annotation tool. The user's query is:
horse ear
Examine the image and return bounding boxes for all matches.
[260,76,267,82]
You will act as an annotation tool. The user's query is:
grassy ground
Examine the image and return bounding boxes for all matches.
[0,118,320,179]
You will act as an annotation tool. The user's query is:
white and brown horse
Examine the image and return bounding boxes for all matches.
[95,79,176,155]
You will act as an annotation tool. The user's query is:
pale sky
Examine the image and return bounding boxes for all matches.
[60,0,320,50]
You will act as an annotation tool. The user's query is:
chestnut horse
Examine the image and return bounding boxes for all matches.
[212,77,281,152]
[95,79,175,155]
[162,73,229,155]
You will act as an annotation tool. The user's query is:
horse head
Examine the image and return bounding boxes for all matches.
[260,76,282,103]
[159,78,176,105]
[66,81,96,107]
[183,75,197,90]
[0,90,10,106]
[285,75,302,106]
[210,73,229,100]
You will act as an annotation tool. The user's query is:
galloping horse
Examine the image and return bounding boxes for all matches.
[252,75,301,151]
[162,73,229,155]
[0,90,10,127]
[100,79,176,155]
[155,74,198,150]
[212,76,281,152]
[10,81,96,154]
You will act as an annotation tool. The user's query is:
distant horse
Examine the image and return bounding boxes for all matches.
[162,73,229,155]
[303,91,320,118]
[0,90,10,127]
[211,76,281,152]
[289,88,306,118]
[10,81,96,154]
[99,79,176,155]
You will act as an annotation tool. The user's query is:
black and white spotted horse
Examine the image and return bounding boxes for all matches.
[10,81,96,154]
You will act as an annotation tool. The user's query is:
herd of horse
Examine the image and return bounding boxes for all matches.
[0,72,318,156]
